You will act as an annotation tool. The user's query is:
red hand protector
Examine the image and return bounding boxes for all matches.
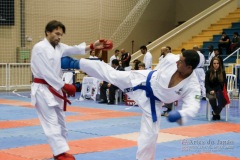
[63,84,76,96]
[103,40,113,50]
[99,39,107,43]
[90,43,94,50]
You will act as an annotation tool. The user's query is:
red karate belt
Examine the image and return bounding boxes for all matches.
[33,78,71,111]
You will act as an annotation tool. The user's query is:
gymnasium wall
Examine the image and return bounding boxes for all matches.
[0,0,219,63]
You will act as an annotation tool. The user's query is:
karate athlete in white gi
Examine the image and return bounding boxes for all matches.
[31,20,112,160]
[61,50,201,160]
[140,45,152,70]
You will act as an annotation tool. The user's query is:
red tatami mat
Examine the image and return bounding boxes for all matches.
[1,136,137,160]
[68,137,137,154]
[0,98,140,129]
[66,111,140,122]
[0,99,33,108]
[169,152,240,160]
[0,120,37,129]
[0,152,33,160]
[161,122,240,137]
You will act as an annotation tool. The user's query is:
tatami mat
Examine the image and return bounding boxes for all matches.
[0,92,239,160]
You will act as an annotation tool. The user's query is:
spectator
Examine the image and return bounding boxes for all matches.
[213,48,224,70]
[206,45,215,64]
[138,62,145,70]
[119,60,122,67]
[120,49,131,68]
[181,48,186,53]
[156,46,172,66]
[155,47,169,70]
[89,50,101,61]
[205,57,227,120]
[98,59,124,104]
[140,45,152,70]
[109,49,120,66]
[218,32,231,54]
[89,50,98,58]
[133,59,141,70]
[230,32,240,52]
[166,46,172,53]
[193,45,206,100]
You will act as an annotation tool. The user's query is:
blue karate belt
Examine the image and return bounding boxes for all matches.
[124,70,160,122]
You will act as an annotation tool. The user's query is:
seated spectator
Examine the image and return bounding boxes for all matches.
[230,32,240,52]
[205,57,227,120]
[218,32,231,55]
[98,59,124,104]
[133,59,141,70]
[138,62,145,70]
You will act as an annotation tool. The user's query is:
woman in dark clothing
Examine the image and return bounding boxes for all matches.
[205,57,227,120]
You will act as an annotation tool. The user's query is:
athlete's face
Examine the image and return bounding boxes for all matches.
[176,55,192,74]
[46,27,63,47]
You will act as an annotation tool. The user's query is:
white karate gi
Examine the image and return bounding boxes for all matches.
[31,38,86,156]
[89,55,98,58]
[195,51,206,97]
[109,55,119,66]
[207,51,215,64]
[143,51,152,70]
[154,53,177,70]
[79,54,201,160]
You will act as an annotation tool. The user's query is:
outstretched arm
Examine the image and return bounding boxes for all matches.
[62,39,113,56]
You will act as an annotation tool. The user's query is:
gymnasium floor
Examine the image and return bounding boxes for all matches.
[0,91,239,160]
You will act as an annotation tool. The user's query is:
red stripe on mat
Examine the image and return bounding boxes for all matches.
[0,152,33,160]
[1,137,137,159]
[161,122,240,137]
[169,152,240,160]
[0,99,140,129]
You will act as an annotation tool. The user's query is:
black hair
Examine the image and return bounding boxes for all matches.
[182,50,200,69]
[208,45,214,52]
[45,20,66,36]
[112,59,119,66]
[181,48,186,53]
[140,45,147,51]
[115,49,119,53]
[133,59,141,70]
[166,46,171,52]
[233,32,239,36]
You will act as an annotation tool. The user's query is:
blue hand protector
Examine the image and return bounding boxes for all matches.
[167,110,181,122]
[61,56,80,69]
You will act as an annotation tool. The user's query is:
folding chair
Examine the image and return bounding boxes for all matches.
[106,88,123,104]
[115,89,123,104]
[206,74,237,121]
